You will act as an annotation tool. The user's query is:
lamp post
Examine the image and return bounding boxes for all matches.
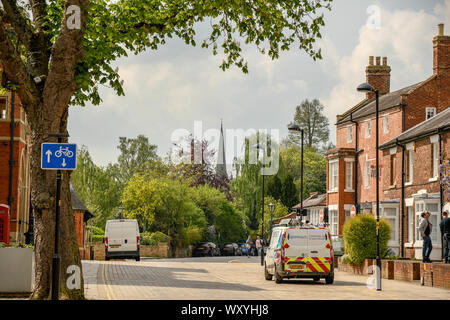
[288,124,304,219]
[269,202,275,233]
[357,82,381,291]
[255,143,266,266]
[118,203,123,219]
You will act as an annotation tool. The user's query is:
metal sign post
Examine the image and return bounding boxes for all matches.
[42,133,76,300]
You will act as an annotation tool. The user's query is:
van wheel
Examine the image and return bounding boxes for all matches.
[264,265,273,281]
[105,256,110,261]
[275,266,283,284]
[325,273,334,284]
[313,276,320,282]
[135,256,140,261]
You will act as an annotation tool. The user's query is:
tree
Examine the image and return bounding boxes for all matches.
[288,99,330,148]
[0,0,331,299]
[108,135,159,189]
[260,197,289,240]
[280,174,297,209]
[71,146,121,229]
[280,146,327,200]
[122,174,207,257]
[191,185,245,244]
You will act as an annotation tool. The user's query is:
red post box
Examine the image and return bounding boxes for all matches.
[0,204,10,245]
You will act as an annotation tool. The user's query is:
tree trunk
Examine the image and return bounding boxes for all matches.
[29,104,84,300]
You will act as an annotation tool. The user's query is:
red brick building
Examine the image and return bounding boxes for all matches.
[0,92,31,244]
[380,108,450,260]
[71,184,94,259]
[326,24,449,258]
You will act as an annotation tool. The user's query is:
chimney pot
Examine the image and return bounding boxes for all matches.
[438,23,444,36]
[383,57,387,66]
[376,56,381,66]
[369,56,374,66]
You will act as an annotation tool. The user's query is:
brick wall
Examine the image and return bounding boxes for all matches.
[88,242,170,260]
[393,260,421,281]
[431,263,450,289]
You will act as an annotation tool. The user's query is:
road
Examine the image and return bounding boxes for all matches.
[82,256,450,300]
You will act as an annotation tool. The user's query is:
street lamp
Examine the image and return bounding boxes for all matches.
[118,203,123,219]
[255,143,266,266]
[269,202,275,233]
[288,124,304,219]
[357,82,381,291]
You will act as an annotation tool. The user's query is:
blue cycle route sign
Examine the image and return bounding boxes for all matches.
[41,143,77,170]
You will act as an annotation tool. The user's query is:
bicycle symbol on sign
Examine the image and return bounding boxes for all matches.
[55,146,74,158]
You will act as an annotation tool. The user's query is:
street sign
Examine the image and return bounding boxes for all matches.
[350,205,356,217]
[41,143,77,170]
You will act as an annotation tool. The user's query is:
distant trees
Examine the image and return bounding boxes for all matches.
[287,99,330,149]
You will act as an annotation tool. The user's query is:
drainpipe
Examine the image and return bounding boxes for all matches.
[438,129,444,260]
[349,113,359,213]
[395,138,405,258]
[7,92,15,242]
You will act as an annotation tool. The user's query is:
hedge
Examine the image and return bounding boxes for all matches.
[343,214,391,265]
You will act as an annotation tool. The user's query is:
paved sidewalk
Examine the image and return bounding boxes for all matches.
[82,258,450,300]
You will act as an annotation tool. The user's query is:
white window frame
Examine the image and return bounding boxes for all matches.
[347,125,353,143]
[383,114,389,134]
[365,119,371,138]
[329,209,339,236]
[380,205,399,247]
[426,107,436,120]
[328,160,339,192]
[430,137,439,181]
[405,146,414,186]
[406,206,414,245]
[344,158,354,192]
[364,161,371,189]
[414,199,441,247]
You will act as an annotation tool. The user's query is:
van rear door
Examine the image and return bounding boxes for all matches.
[121,221,138,251]
[106,221,122,252]
[307,228,332,273]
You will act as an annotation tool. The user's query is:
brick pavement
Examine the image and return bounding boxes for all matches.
[82,257,450,300]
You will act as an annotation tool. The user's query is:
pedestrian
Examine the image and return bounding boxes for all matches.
[256,236,262,257]
[246,235,253,258]
[439,210,450,263]
[419,211,433,263]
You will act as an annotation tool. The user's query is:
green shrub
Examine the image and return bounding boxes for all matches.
[0,242,6,248]
[343,214,390,265]
[9,242,34,248]
[140,232,168,245]
[92,226,105,235]
[91,235,105,243]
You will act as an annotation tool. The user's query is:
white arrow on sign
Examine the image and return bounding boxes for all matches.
[46,150,52,163]
[62,158,67,167]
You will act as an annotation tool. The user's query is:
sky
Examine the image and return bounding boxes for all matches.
[68,0,450,169]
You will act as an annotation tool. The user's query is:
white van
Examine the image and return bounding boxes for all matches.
[104,219,140,261]
[264,221,334,284]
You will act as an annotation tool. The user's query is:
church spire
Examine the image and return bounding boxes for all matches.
[215,119,228,180]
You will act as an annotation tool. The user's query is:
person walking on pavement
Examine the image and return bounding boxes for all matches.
[419,211,433,263]
[439,210,450,263]
[256,236,262,257]
[246,235,253,258]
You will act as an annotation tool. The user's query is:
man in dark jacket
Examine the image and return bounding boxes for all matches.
[440,211,450,263]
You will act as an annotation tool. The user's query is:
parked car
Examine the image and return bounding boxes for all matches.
[331,235,344,257]
[238,243,248,255]
[192,242,219,257]
[220,243,242,256]
[104,219,140,261]
[264,224,334,284]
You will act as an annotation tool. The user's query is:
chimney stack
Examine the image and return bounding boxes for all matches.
[433,23,450,77]
[365,56,391,99]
